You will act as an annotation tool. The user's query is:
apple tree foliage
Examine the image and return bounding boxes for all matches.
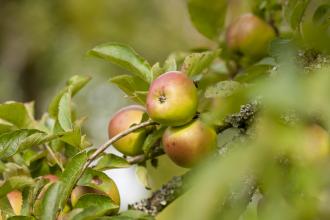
[1,0,330,219]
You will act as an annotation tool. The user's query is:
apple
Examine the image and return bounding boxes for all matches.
[226,13,276,59]
[301,124,329,162]
[7,190,22,215]
[146,71,198,126]
[108,105,147,156]
[162,119,217,168]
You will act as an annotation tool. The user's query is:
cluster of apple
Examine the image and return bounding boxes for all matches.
[226,13,276,60]
[107,13,277,168]
[108,71,217,168]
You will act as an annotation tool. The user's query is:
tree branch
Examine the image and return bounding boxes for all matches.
[84,120,158,169]
[130,102,258,216]
[126,145,164,165]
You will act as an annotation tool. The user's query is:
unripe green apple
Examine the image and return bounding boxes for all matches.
[162,120,217,168]
[301,124,329,162]
[108,105,147,156]
[146,71,198,126]
[226,13,276,59]
[7,190,22,215]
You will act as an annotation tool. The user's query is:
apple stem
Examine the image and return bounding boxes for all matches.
[84,120,158,169]
[44,144,64,171]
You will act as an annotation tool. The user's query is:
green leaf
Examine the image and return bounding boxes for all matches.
[2,163,30,180]
[135,166,151,190]
[60,126,82,149]
[313,3,330,24]
[0,129,53,159]
[205,81,241,98]
[110,75,149,104]
[284,0,310,29]
[77,168,119,204]
[48,75,91,118]
[25,177,47,216]
[95,154,130,171]
[59,151,88,208]
[187,0,228,39]
[0,176,34,197]
[105,210,155,220]
[58,91,73,131]
[89,43,152,83]
[235,65,272,83]
[75,194,119,211]
[40,181,64,220]
[142,126,166,156]
[7,216,35,220]
[0,102,35,129]
[68,194,119,220]
[0,119,15,134]
[151,55,177,79]
[181,50,220,76]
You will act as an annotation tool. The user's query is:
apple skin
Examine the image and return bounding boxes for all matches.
[7,190,22,215]
[226,13,276,59]
[162,119,217,168]
[146,71,198,126]
[108,105,147,156]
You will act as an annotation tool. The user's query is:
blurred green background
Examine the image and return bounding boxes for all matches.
[0,0,212,210]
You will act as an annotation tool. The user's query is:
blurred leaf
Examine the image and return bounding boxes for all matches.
[48,75,91,118]
[59,151,88,208]
[181,50,220,76]
[0,176,34,197]
[58,91,73,132]
[89,43,152,83]
[105,210,155,220]
[0,129,56,159]
[142,126,166,156]
[136,166,151,190]
[0,102,35,129]
[313,3,330,24]
[284,0,310,29]
[205,81,241,98]
[187,0,228,39]
[235,65,272,83]
[40,181,64,220]
[110,75,149,104]
[94,154,130,171]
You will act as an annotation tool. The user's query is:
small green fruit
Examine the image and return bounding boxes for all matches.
[163,120,217,168]
[108,105,147,156]
[146,71,198,126]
